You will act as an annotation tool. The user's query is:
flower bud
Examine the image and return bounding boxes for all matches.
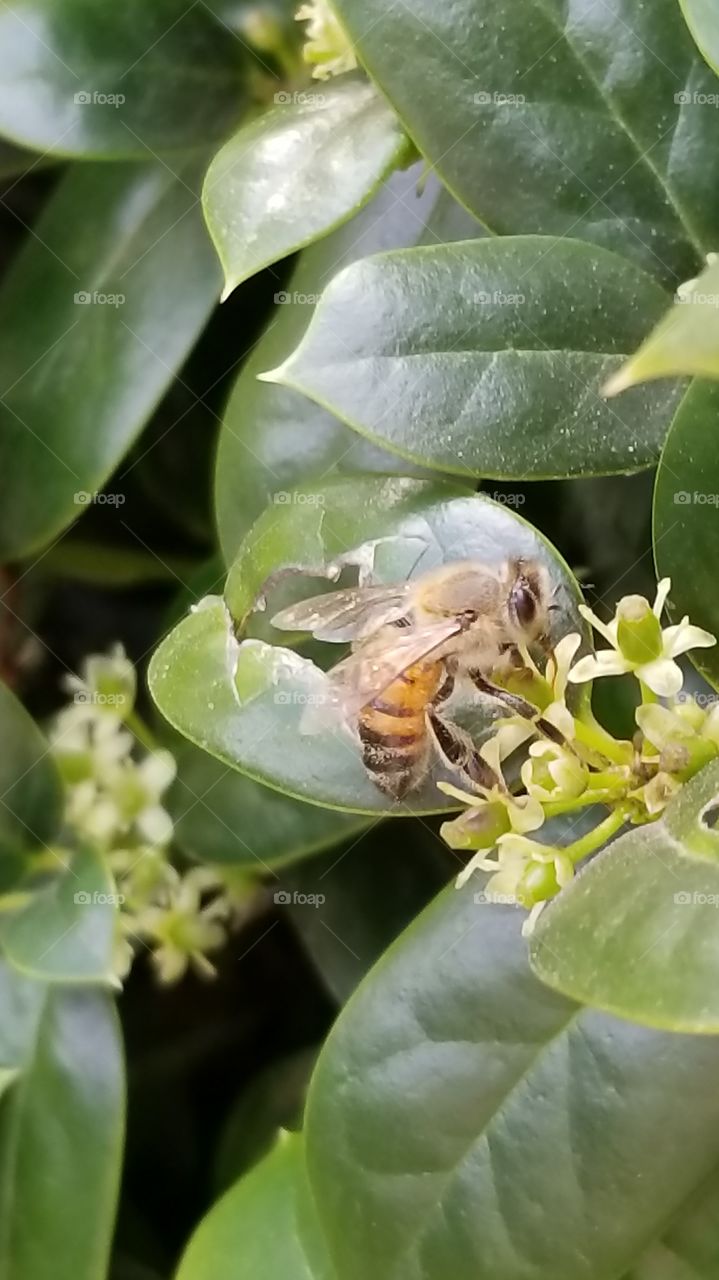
[616,595,663,664]
[441,801,510,850]
[516,859,560,908]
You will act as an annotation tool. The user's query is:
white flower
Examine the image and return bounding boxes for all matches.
[136,867,233,984]
[61,643,136,724]
[441,772,544,870]
[568,579,715,697]
[295,0,357,79]
[521,739,587,803]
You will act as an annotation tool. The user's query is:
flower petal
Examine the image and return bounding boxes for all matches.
[637,657,683,697]
[652,578,672,619]
[662,620,716,659]
[567,651,631,683]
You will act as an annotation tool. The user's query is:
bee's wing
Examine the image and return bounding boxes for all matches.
[271,583,412,642]
[327,619,463,718]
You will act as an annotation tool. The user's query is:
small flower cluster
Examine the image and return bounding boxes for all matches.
[49,647,247,983]
[295,0,357,79]
[443,580,717,934]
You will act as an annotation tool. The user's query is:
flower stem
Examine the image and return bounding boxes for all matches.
[562,807,627,864]
[125,709,161,753]
[573,707,633,765]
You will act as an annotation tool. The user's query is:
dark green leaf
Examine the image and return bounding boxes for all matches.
[170,739,367,870]
[530,759,719,1032]
[331,0,719,283]
[204,74,410,297]
[0,161,221,559]
[0,681,62,859]
[150,478,586,815]
[653,380,719,686]
[214,1048,317,1192]
[305,883,719,1280]
[0,1,246,157]
[267,236,683,479]
[0,961,124,1280]
[176,1133,332,1280]
[214,164,482,565]
[1,846,118,984]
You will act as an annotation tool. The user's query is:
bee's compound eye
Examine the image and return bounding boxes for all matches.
[511,583,537,629]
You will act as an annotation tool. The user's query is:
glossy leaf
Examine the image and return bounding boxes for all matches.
[214,164,482,565]
[0,161,221,560]
[213,1048,317,1192]
[608,257,719,393]
[176,1134,331,1280]
[0,961,124,1280]
[679,0,719,76]
[653,380,719,687]
[0,0,247,157]
[0,681,62,859]
[150,478,586,815]
[170,739,367,870]
[1,845,118,984]
[530,759,719,1031]
[331,0,719,283]
[266,237,684,479]
[305,883,719,1280]
[204,74,410,298]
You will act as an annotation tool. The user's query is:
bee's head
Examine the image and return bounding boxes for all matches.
[506,559,551,643]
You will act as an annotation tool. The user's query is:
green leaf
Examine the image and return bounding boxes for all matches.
[176,1133,332,1280]
[0,682,62,862]
[281,830,450,1003]
[607,257,719,393]
[214,164,482,565]
[0,161,221,560]
[0,961,124,1280]
[653,380,719,687]
[170,739,368,869]
[331,0,719,282]
[265,237,684,479]
[0,0,246,157]
[204,74,410,298]
[305,882,719,1280]
[1,846,118,985]
[530,759,719,1032]
[150,477,586,815]
[214,1048,317,1192]
[679,0,719,76]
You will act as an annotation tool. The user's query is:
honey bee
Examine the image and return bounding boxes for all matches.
[272,558,559,799]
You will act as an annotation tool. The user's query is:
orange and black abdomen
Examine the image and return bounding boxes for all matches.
[358,661,443,799]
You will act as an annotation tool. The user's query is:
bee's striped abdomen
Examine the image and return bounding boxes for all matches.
[358,662,442,799]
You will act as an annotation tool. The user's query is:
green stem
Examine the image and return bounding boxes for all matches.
[543,790,622,818]
[562,807,627,864]
[573,708,633,766]
[640,680,658,705]
[125,709,161,753]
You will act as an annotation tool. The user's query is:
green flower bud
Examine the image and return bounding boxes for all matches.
[516,859,560,908]
[440,801,511,850]
[616,596,663,664]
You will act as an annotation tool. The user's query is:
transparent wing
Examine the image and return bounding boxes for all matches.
[271,582,412,642]
[327,619,462,718]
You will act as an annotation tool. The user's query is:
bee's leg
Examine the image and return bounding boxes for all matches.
[427,709,498,790]
[467,669,566,747]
